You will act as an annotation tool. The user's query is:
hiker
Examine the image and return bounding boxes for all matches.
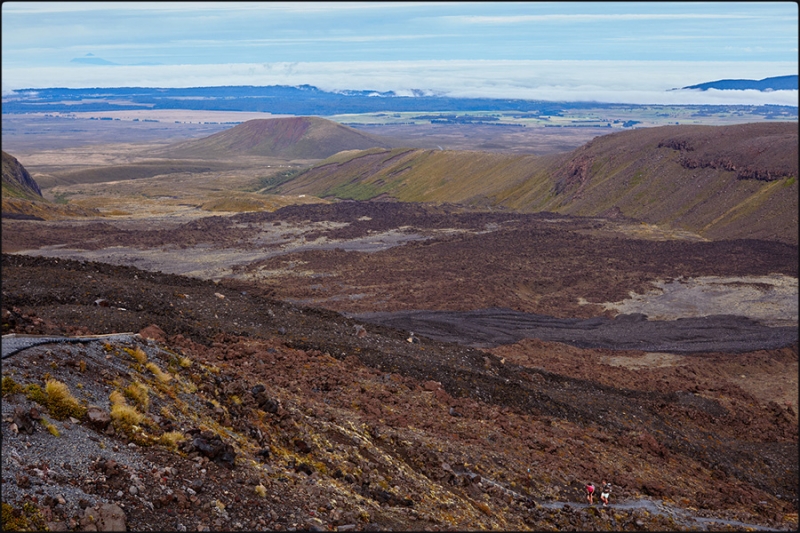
[600,480,611,506]
[585,482,595,504]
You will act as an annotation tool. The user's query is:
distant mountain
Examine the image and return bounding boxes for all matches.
[2,151,42,200]
[156,117,392,159]
[681,75,798,91]
[270,122,798,244]
[70,53,118,66]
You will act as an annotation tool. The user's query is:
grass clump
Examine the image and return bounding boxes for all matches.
[254,484,268,498]
[124,346,148,364]
[2,376,22,396]
[1,501,48,532]
[124,381,150,411]
[178,356,192,368]
[110,390,144,433]
[23,383,48,405]
[44,379,87,420]
[40,416,60,437]
[159,431,185,450]
[146,362,172,383]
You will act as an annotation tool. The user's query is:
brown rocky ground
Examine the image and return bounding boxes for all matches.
[2,199,798,531]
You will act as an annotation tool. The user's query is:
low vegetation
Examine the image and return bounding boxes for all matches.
[124,381,150,411]
[273,122,798,244]
[109,390,145,434]
[43,379,87,420]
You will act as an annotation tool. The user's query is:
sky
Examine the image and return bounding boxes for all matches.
[2,1,798,105]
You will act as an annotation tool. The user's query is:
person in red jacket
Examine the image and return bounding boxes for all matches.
[585,482,595,504]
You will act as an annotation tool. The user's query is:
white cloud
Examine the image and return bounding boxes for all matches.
[444,13,756,24]
[2,60,797,106]
[0,1,428,15]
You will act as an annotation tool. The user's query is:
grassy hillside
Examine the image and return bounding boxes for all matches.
[34,161,236,189]
[514,122,798,243]
[272,123,798,244]
[274,147,558,204]
[2,152,114,220]
[156,116,391,160]
[2,151,43,200]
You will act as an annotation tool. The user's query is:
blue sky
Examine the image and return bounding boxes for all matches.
[2,1,798,104]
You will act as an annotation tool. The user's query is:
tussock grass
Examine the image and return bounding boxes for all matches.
[146,362,172,383]
[40,416,60,437]
[125,347,148,364]
[109,390,126,406]
[44,379,87,420]
[110,389,143,428]
[124,381,150,411]
[159,431,185,450]
[110,396,144,430]
[2,376,22,396]
[1,501,48,532]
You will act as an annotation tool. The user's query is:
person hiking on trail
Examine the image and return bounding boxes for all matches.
[585,482,595,504]
[600,480,611,506]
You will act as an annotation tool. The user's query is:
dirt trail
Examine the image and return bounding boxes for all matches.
[351,307,798,353]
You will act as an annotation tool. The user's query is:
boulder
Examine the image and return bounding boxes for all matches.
[138,324,166,342]
[81,503,126,531]
[86,406,111,430]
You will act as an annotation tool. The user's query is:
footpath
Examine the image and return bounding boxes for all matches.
[1,333,137,359]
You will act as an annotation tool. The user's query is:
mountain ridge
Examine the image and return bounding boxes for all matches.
[270,122,798,244]
[2,151,42,201]
[680,75,798,91]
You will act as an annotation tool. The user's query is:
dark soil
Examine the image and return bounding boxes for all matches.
[1,201,798,531]
[2,248,798,531]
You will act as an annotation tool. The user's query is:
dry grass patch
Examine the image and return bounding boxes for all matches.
[40,416,60,437]
[125,347,148,364]
[44,379,87,420]
[124,381,150,411]
[159,431,185,450]
[146,362,173,383]
[110,390,144,432]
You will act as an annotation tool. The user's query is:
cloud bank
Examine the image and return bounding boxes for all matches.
[3,60,797,106]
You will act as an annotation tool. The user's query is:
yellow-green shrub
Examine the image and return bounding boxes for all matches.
[1,376,22,396]
[40,416,60,437]
[23,383,47,405]
[124,347,148,364]
[44,379,87,420]
[159,431,185,450]
[124,381,150,411]
[146,362,172,383]
[109,391,144,433]
[2,502,48,532]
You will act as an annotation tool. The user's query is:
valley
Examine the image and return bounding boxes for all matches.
[1,110,798,532]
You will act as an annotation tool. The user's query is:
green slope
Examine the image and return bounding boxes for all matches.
[272,123,798,244]
[2,151,43,201]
